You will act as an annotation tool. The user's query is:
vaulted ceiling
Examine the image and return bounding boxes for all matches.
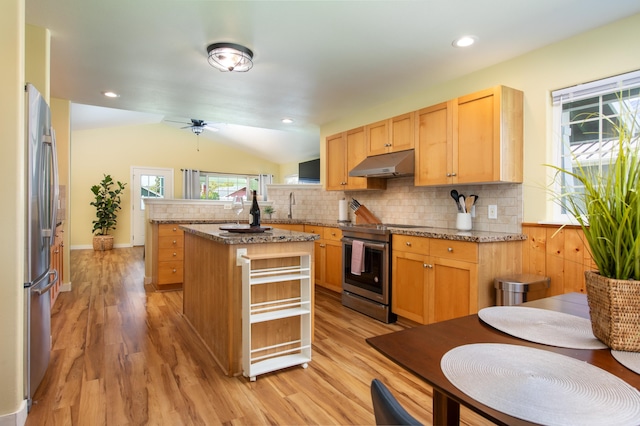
[26,0,640,164]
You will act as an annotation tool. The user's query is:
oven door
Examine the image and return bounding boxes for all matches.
[342,237,389,304]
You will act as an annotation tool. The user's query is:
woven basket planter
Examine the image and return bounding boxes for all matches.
[585,270,640,351]
[93,235,114,251]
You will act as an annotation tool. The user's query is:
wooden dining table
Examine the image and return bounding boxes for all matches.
[366,293,640,425]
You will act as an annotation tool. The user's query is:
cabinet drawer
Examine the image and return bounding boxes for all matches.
[158,223,184,237]
[392,235,429,254]
[158,261,183,284]
[303,225,323,235]
[430,239,477,263]
[323,227,342,242]
[158,235,184,249]
[158,247,184,261]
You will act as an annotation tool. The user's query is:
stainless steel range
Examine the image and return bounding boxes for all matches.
[340,223,423,323]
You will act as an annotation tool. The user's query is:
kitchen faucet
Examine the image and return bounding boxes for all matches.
[288,192,295,219]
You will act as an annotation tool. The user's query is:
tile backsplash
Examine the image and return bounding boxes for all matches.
[146,178,523,234]
[267,178,523,234]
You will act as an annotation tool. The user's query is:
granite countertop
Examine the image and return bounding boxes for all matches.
[179,223,320,245]
[386,226,527,243]
[154,219,525,243]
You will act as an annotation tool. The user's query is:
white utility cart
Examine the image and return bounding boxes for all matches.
[241,252,312,381]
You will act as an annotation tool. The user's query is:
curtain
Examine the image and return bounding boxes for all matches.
[182,169,200,199]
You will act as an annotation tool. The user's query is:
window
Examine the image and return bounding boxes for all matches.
[199,173,272,200]
[552,70,640,220]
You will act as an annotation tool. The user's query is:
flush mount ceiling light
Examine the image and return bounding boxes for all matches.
[452,35,478,48]
[102,91,120,98]
[281,118,294,124]
[207,42,254,72]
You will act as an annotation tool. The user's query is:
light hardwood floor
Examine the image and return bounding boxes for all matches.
[26,247,493,425]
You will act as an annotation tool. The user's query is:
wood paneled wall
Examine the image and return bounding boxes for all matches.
[521,223,598,296]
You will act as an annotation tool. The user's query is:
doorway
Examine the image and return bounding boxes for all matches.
[131,167,173,246]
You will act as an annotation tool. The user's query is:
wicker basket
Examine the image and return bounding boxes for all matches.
[585,270,640,351]
[92,235,114,251]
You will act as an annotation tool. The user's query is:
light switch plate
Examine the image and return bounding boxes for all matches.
[488,205,498,219]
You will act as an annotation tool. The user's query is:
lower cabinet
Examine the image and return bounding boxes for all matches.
[304,225,343,293]
[151,223,184,291]
[392,234,518,325]
[268,223,305,232]
[50,225,64,306]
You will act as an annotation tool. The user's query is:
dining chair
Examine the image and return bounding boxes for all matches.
[370,379,422,426]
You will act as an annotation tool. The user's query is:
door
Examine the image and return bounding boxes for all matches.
[131,167,173,246]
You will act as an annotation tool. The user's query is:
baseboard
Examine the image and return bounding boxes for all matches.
[144,276,152,285]
[0,399,27,426]
[60,281,72,292]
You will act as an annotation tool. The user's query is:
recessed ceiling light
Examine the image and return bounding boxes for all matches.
[452,35,478,48]
[102,91,120,98]
[282,118,294,124]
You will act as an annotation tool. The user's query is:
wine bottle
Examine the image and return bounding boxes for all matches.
[249,190,261,227]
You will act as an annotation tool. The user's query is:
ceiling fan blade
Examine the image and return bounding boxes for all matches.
[164,119,191,125]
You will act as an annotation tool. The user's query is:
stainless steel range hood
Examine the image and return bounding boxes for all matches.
[349,150,415,178]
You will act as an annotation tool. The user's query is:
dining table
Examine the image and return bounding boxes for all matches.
[366,292,640,425]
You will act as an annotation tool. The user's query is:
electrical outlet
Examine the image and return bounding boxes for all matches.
[236,248,247,266]
[488,205,498,219]
[224,203,232,210]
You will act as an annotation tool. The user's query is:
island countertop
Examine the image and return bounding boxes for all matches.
[179,223,320,245]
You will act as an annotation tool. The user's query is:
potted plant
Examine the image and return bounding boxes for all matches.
[264,205,276,220]
[548,98,640,351]
[90,174,127,251]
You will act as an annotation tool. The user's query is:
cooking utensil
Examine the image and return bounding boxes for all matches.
[470,194,479,205]
[450,190,462,212]
[465,196,474,214]
[459,194,466,213]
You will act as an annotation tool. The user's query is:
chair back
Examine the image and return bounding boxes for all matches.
[370,379,422,426]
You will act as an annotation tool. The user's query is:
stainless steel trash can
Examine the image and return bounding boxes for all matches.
[494,274,550,306]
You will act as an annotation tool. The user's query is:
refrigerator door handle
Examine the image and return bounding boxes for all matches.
[42,128,59,244]
[32,270,58,296]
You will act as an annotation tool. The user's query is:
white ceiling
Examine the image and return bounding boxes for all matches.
[26,1,640,164]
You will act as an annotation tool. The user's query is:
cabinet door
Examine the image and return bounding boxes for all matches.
[415,101,453,186]
[326,133,346,190]
[392,251,429,324]
[429,257,478,323]
[324,240,343,293]
[345,127,369,190]
[313,239,323,285]
[390,112,414,152]
[365,119,390,156]
[456,89,496,184]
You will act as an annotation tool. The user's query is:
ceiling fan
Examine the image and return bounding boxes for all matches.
[165,118,219,135]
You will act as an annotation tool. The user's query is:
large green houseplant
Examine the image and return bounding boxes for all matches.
[90,174,127,251]
[548,98,640,350]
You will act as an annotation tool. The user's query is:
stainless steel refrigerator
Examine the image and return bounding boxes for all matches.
[24,83,59,410]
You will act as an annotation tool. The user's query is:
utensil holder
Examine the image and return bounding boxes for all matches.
[456,213,472,231]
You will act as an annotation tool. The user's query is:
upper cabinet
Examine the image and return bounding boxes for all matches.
[415,85,523,186]
[365,112,415,156]
[326,127,386,191]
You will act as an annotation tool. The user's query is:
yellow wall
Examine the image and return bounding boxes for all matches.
[25,24,49,102]
[320,13,640,223]
[0,0,25,418]
[70,123,282,247]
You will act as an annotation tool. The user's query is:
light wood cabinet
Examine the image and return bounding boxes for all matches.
[304,225,343,293]
[415,85,523,186]
[392,234,521,325]
[365,113,415,156]
[151,223,184,291]
[269,223,305,232]
[326,127,386,191]
[50,225,64,307]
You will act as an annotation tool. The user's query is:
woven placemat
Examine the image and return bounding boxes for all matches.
[441,343,640,426]
[612,351,640,375]
[478,306,607,349]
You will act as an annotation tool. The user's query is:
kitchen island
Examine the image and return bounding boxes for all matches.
[179,224,319,376]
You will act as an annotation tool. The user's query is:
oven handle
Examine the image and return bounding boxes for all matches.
[342,237,387,251]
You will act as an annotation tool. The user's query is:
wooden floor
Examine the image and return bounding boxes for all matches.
[26,247,494,425]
